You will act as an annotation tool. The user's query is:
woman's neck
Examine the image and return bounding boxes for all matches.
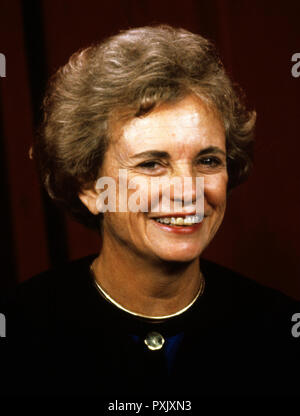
[92,235,203,317]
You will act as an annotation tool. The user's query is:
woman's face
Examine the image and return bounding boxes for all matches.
[89,94,227,263]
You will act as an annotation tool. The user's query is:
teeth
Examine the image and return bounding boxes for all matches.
[175,217,184,225]
[183,215,202,225]
[154,214,202,226]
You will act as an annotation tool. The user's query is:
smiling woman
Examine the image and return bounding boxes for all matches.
[1,25,298,397]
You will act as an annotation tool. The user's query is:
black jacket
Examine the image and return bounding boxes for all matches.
[0,255,299,397]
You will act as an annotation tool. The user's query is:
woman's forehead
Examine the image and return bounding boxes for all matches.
[115,95,225,156]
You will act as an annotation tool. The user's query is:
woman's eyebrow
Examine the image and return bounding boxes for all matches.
[131,150,170,160]
[131,146,226,160]
[196,146,226,157]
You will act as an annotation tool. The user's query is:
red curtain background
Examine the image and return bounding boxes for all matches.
[0,0,299,299]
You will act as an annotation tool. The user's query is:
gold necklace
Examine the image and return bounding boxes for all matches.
[90,263,205,321]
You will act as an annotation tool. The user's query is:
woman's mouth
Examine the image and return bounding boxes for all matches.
[150,214,203,233]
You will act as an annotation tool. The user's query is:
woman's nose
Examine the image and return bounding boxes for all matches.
[169,163,197,201]
[169,176,197,204]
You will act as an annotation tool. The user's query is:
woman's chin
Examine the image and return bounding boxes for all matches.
[152,245,202,263]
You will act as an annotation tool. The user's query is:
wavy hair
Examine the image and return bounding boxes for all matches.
[34,25,256,230]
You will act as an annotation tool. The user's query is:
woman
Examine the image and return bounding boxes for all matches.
[1,25,298,397]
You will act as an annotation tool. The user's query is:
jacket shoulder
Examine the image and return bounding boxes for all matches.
[0,254,97,325]
[200,258,298,313]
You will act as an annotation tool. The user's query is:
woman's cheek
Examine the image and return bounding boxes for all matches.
[125,176,150,213]
[204,173,228,208]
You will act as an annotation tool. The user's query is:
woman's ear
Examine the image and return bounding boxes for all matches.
[78,187,99,215]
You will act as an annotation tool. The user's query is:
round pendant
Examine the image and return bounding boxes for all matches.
[144,331,165,351]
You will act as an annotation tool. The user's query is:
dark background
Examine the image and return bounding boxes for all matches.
[0,0,299,300]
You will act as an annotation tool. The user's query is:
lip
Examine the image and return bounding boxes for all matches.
[150,212,198,219]
[150,218,203,234]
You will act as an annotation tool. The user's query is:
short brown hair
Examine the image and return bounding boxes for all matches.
[34,25,256,230]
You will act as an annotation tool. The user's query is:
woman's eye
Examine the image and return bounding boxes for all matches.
[138,161,161,169]
[197,157,222,167]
